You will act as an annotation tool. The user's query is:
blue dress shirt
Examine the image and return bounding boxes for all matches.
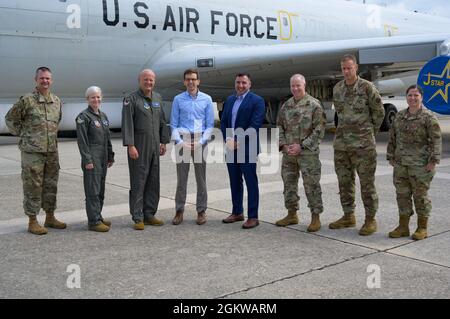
[231,91,249,129]
[170,91,215,145]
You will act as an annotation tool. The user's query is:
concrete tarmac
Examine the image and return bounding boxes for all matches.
[0,120,449,299]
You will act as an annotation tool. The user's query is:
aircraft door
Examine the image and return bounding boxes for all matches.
[278,11,299,41]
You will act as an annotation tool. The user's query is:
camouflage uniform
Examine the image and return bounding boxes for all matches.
[76,107,115,226]
[5,91,62,217]
[278,94,325,214]
[387,108,441,217]
[333,77,385,216]
[122,89,170,223]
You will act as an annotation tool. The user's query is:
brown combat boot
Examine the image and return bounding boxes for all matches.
[275,210,299,227]
[28,216,48,235]
[412,215,428,240]
[44,212,67,229]
[307,213,321,232]
[329,213,356,229]
[359,215,377,236]
[388,215,410,238]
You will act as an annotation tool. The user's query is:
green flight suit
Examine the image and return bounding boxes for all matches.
[76,107,115,226]
[122,89,170,222]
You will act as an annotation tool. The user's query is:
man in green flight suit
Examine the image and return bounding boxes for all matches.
[122,69,170,230]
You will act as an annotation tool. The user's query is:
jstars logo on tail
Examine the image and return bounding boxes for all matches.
[419,56,450,115]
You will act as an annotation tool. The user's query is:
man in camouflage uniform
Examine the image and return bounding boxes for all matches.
[122,69,170,230]
[5,67,66,235]
[276,74,325,232]
[387,85,441,240]
[330,54,385,236]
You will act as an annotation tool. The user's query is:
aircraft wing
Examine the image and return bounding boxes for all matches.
[152,33,450,98]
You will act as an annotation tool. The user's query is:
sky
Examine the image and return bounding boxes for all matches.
[359,0,450,18]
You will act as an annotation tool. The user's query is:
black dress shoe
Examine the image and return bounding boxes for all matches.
[222,214,245,223]
[242,218,259,229]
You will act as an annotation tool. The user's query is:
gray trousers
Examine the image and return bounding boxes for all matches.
[175,144,207,213]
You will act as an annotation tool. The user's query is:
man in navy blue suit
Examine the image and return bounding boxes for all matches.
[220,73,265,229]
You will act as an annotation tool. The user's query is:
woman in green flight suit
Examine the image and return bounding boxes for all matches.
[76,86,115,232]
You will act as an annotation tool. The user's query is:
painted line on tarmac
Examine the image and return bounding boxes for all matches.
[436,172,450,180]
[4,165,450,235]
[0,158,21,176]
[0,198,175,235]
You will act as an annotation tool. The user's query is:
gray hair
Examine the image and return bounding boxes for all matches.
[85,86,102,99]
[290,74,306,84]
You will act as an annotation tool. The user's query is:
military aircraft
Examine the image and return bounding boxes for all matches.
[0,0,449,134]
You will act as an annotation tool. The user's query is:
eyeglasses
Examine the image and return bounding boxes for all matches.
[184,78,199,82]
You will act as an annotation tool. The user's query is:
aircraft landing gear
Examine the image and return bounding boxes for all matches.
[380,103,398,132]
[265,98,281,126]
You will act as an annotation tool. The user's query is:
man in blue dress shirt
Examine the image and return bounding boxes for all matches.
[220,73,265,229]
[170,69,215,225]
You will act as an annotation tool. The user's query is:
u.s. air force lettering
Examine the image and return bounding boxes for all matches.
[102,0,278,40]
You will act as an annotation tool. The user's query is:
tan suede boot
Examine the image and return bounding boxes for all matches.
[101,219,112,227]
[44,212,67,229]
[412,215,428,240]
[133,222,145,230]
[329,213,356,229]
[144,215,164,226]
[89,223,110,232]
[388,215,410,238]
[359,215,377,236]
[275,210,299,227]
[28,216,48,235]
[307,213,321,232]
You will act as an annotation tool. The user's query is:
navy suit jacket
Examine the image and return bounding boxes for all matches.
[220,91,265,158]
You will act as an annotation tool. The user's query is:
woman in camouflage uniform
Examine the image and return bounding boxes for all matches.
[387,85,442,240]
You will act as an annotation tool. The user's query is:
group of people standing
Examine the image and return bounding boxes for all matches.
[274,54,441,241]
[4,53,442,241]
